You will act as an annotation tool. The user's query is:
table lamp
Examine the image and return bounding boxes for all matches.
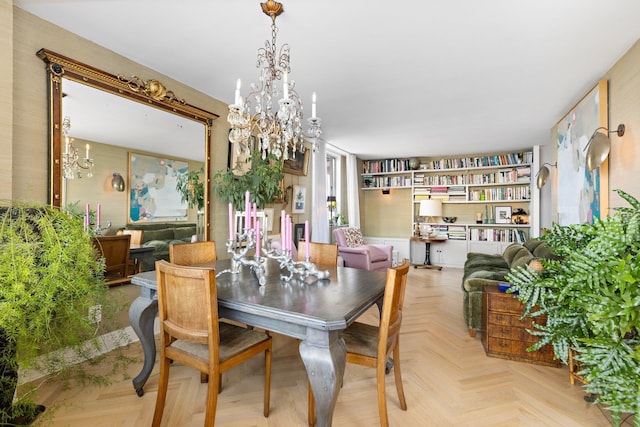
[418,199,442,237]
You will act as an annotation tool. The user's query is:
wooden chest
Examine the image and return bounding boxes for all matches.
[482,286,561,367]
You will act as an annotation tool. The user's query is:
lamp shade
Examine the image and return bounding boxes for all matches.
[419,199,442,217]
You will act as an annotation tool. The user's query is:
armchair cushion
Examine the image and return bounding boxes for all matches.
[343,228,364,247]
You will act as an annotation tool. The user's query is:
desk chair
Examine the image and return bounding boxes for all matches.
[152,261,272,426]
[309,259,410,427]
[92,235,131,286]
[169,241,217,266]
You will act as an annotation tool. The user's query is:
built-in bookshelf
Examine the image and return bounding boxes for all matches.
[360,149,540,266]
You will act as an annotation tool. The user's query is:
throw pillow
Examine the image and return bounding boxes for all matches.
[343,228,364,248]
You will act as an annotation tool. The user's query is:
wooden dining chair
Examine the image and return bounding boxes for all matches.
[308,259,411,427]
[117,230,144,275]
[92,234,132,286]
[169,240,217,266]
[297,242,339,266]
[152,260,272,427]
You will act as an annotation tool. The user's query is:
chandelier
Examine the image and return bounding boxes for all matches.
[227,0,322,161]
[62,116,94,179]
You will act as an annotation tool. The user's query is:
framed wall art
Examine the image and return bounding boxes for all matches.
[128,152,189,222]
[292,185,306,213]
[284,147,310,176]
[495,206,512,224]
[554,80,608,225]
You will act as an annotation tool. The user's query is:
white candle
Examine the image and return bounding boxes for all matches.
[96,204,101,227]
[235,78,241,105]
[283,72,289,100]
[228,203,234,240]
[256,221,261,257]
[85,144,90,159]
[311,92,317,118]
[305,220,310,259]
[245,191,250,230]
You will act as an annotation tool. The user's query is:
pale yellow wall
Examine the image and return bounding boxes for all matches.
[0,1,12,201]
[9,7,312,250]
[361,189,412,237]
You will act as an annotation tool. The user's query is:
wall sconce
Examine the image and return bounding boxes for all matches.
[584,124,625,172]
[111,172,125,192]
[535,162,557,189]
[381,188,390,195]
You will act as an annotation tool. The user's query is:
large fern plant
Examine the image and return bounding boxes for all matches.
[506,189,640,426]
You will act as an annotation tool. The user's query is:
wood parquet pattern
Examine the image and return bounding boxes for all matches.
[33,267,619,426]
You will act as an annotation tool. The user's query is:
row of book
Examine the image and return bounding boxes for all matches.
[362,175,410,188]
[362,158,412,174]
[468,228,528,243]
[468,186,531,201]
[423,151,533,170]
[412,166,531,186]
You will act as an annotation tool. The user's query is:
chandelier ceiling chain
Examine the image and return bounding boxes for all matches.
[227,0,322,162]
[62,116,94,180]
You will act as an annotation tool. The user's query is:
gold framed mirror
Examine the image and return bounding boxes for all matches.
[37,49,218,239]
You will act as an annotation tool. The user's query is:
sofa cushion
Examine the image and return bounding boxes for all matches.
[511,253,534,270]
[343,228,364,248]
[143,228,174,242]
[502,243,526,265]
[173,227,196,241]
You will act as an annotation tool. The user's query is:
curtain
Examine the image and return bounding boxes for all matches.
[346,153,360,229]
[311,141,329,243]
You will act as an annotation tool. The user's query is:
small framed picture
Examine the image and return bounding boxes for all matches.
[495,206,512,224]
[292,185,306,213]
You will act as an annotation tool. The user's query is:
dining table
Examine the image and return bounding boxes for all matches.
[129,258,387,427]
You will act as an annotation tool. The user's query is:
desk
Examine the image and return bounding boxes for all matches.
[410,236,446,270]
[130,259,386,427]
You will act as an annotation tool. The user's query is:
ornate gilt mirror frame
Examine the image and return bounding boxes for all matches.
[37,48,218,239]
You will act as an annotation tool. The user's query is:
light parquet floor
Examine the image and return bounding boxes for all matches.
[31,267,623,426]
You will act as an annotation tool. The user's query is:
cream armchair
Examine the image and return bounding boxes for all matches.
[333,227,393,271]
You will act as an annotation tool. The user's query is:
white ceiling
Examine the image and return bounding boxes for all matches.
[16,0,640,160]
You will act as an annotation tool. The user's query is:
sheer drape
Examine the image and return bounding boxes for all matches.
[311,141,329,243]
[346,153,360,229]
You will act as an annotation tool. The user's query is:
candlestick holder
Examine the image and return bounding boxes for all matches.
[93,220,112,236]
[263,246,330,283]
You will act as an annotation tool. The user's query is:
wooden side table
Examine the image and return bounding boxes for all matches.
[410,236,445,270]
[482,286,560,367]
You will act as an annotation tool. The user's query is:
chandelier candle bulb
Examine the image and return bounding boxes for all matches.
[312,92,316,118]
[235,79,241,105]
[85,144,90,159]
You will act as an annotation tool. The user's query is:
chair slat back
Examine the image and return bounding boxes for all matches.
[92,235,131,284]
[170,241,216,266]
[297,242,339,266]
[155,260,218,346]
[118,229,143,245]
[377,259,410,361]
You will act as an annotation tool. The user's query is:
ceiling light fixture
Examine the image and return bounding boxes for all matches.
[62,116,93,180]
[535,162,557,189]
[584,124,625,172]
[227,0,322,161]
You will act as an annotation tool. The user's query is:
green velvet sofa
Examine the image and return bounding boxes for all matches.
[462,239,558,337]
[123,222,196,262]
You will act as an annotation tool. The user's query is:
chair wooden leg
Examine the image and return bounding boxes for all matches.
[204,367,220,426]
[469,328,476,337]
[264,347,272,417]
[376,358,390,427]
[308,379,315,426]
[393,343,407,410]
[151,357,171,427]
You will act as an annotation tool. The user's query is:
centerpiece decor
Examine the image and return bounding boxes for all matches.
[216,192,329,285]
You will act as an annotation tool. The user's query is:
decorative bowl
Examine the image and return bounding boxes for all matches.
[442,216,457,223]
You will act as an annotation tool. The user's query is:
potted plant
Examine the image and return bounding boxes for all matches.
[212,150,284,210]
[0,202,131,425]
[175,166,205,211]
[506,189,640,426]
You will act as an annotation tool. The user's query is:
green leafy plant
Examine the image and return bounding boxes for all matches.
[212,150,284,210]
[0,202,133,424]
[175,167,205,211]
[506,189,640,426]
